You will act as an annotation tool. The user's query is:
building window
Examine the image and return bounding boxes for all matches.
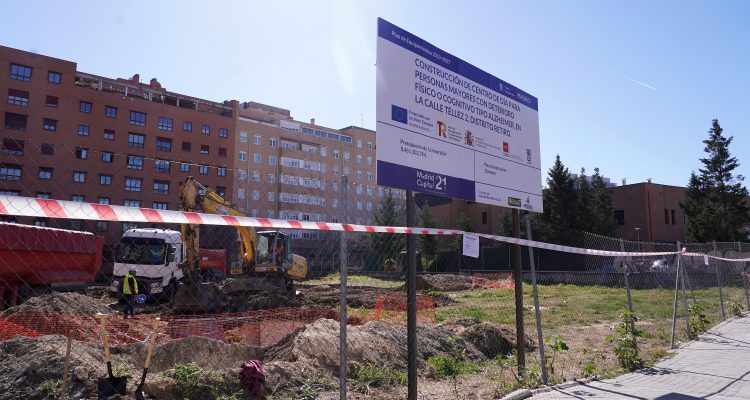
[333,199,338,208]
[45,95,59,107]
[343,167,350,176]
[180,163,190,172]
[122,222,138,231]
[218,147,227,158]
[125,177,142,192]
[671,209,676,225]
[79,101,92,113]
[41,143,54,155]
[219,128,229,138]
[238,170,247,180]
[367,202,373,211]
[71,195,85,202]
[269,137,277,148]
[154,159,170,173]
[267,192,275,202]
[75,147,88,159]
[333,166,339,176]
[96,221,108,232]
[217,167,226,177]
[614,210,625,225]
[36,192,51,199]
[333,150,340,159]
[101,151,113,163]
[251,209,259,218]
[664,209,669,225]
[129,111,146,126]
[253,153,261,164]
[199,165,208,175]
[344,151,350,160]
[7,89,29,106]
[128,133,145,148]
[367,156,372,165]
[34,218,48,227]
[78,124,89,136]
[126,155,143,170]
[321,147,327,157]
[153,180,169,195]
[123,200,140,208]
[182,141,191,152]
[252,190,260,201]
[98,197,110,205]
[38,167,53,180]
[10,64,32,81]
[254,135,262,145]
[239,151,247,161]
[201,124,210,135]
[216,186,226,197]
[356,170,363,179]
[156,137,172,152]
[42,118,57,132]
[48,71,61,84]
[357,139,362,148]
[267,210,275,219]
[104,105,118,118]
[153,202,168,210]
[269,155,277,166]
[356,185,363,195]
[367,142,373,150]
[100,174,112,185]
[103,129,115,140]
[4,112,27,131]
[356,154,362,164]
[200,145,209,155]
[357,201,363,210]
[267,173,276,184]
[240,132,248,143]
[158,116,173,131]
[183,121,192,132]
[252,171,260,182]
[73,171,87,183]
[2,138,23,156]
[237,188,245,199]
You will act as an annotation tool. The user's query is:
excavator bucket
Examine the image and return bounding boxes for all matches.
[172,281,222,313]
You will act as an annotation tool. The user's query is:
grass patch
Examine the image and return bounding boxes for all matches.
[32,379,61,400]
[427,355,482,378]
[300,274,402,288]
[163,362,224,400]
[350,362,407,392]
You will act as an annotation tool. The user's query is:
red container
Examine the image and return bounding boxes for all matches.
[0,222,103,286]
[198,248,227,275]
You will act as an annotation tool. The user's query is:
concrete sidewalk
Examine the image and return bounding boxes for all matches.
[530,316,750,399]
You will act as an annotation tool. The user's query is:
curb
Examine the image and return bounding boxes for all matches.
[500,377,598,400]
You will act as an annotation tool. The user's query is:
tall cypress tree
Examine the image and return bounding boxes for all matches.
[370,188,406,260]
[681,119,749,242]
[542,155,577,244]
[591,167,616,236]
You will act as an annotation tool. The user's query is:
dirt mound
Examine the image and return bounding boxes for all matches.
[112,335,263,373]
[223,292,302,312]
[0,335,106,400]
[439,318,535,358]
[415,274,473,292]
[300,285,401,309]
[4,292,108,315]
[264,318,485,391]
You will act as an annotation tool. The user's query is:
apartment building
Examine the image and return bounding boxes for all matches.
[0,45,235,245]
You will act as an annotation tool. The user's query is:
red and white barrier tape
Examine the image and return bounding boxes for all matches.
[2,195,749,261]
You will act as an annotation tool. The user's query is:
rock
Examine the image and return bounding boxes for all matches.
[73,366,88,382]
[144,378,177,400]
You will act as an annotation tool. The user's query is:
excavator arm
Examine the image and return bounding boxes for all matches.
[179,177,257,280]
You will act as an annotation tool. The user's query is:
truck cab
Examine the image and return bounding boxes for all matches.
[110,228,183,298]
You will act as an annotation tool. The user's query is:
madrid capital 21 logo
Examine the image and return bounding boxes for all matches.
[391,105,408,124]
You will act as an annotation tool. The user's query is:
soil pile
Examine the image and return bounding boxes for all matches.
[264,318,485,391]
[439,318,535,358]
[415,274,473,292]
[299,285,401,309]
[4,292,108,315]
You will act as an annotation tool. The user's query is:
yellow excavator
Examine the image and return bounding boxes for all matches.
[173,177,307,312]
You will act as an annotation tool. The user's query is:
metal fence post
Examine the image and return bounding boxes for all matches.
[671,242,681,349]
[679,247,691,339]
[339,176,348,400]
[714,241,725,321]
[525,215,547,385]
[620,239,633,315]
[740,241,749,310]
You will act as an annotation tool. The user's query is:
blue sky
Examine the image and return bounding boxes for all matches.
[2,0,748,188]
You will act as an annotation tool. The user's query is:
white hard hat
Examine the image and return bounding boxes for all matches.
[128,267,138,273]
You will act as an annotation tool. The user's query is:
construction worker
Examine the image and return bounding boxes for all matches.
[122,267,139,319]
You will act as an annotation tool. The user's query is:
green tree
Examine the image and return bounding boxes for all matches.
[370,188,406,260]
[575,167,596,232]
[454,213,472,252]
[418,201,440,270]
[541,155,577,244]
[681,119,749,242]
[590,167,616,236]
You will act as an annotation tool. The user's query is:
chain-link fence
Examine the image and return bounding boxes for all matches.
[0,179,748,399]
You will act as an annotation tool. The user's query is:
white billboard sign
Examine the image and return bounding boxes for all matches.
[376,18,543,212]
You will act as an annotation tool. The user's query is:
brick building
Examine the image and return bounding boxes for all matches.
[0,45,235,246]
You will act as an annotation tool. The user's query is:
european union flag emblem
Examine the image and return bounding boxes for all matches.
[391,105,408,124]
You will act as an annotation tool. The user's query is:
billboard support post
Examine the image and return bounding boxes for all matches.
[513,208,525,374]
[406,190,417,400]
